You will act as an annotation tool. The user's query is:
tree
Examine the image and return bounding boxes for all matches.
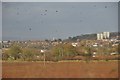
[63,44,77,57]
[51,44,63,61]
[51,43,77,61]
[22,48,35,61]
[2,53,9,60]
[9,44,22,60]
[45,39,49,42]
[85,47,92,63]
[58,39,62,42]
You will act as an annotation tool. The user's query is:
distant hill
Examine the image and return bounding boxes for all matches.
[65,32,119,41]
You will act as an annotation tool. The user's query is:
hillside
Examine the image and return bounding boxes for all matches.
[65,32,119,41]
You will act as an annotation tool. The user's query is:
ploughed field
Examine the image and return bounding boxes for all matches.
[2,61,119,78]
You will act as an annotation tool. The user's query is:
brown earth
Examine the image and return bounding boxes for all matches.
[2,61,119,78]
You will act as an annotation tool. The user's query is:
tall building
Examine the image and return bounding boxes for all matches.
[103,32,107,39]
[106,32,110,39]
[97,32,110,40]
[97,34,100,40]
[100,33,103,40]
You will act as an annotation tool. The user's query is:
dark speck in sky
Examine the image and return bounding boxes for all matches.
[93,5,96,7]
[105,6,107,8]
[80,20,83,22]
[17,12,19,15]
[29,28,32,31]
[17,8,19,10]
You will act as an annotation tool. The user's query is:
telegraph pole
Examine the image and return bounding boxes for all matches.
[43,51,45,66]
[41,44,46,66]
[43,45,46,66]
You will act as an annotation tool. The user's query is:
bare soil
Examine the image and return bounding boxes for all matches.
[2,61,119,78]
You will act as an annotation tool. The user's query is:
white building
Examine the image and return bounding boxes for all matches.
[103,32,107,39]
[97,32,110,40]
[106,32,110,39]
[71,43,78,47]
[97,34,100,40]
[100,33,103,40]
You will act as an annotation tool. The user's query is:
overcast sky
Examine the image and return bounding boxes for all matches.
[2,2,118,40]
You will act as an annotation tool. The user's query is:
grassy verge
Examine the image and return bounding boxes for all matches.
[2,60,120,63]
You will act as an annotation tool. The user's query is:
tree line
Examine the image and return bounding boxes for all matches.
[2,42,119,61]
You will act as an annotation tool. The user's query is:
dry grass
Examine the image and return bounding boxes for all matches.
[2,60,119,78]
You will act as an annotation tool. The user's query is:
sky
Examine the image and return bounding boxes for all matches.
[2,2,118,40]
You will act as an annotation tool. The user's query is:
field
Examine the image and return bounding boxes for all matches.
[2,61,119,78]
